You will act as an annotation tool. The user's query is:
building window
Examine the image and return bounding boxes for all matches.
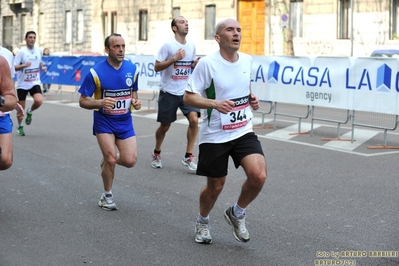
[103,12,109,38]
[111,11,117,34]
[39,13,45,41]
[77,10,84,42]
[2,16,13,50]
[290,0,303,38]
[338,0,351,39]
[21,14,26,41]
[205,5,216,40]
[391,0,399,39]
[65,11,72,43]
[173,7,180,18]
[139,10,148,41]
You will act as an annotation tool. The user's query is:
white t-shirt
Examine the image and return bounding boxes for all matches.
[0,46,15,78]
[156,38,196,96]
[14,46,43,90]
[186,51,254,144]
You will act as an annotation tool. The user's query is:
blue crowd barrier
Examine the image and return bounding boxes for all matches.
[40,56,108,86]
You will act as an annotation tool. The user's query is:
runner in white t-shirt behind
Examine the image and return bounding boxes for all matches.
[14,31,47,136]
[184,18,267,244]
[151,16,201,171]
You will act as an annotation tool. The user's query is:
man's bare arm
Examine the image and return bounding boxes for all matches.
[0,57,17,112]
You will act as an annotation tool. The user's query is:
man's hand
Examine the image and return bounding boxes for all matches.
[174,48,186,61]
[131,98,142,110]
[249,93,260,111]
[191,57,200,69]
[101,97,117,109]
[216,100,235,114]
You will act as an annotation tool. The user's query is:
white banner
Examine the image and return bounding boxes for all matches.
[129,54,399,115]
[251,56,399,115]
[125,54,161,92]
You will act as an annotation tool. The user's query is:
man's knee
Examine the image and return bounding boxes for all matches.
[0,159,12,170]
[121,155,137,168]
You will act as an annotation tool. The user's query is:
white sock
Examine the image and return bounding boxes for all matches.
[104,190,112,197]
[27,108,32,114]
[233,203,246,218]
[197,214,209,223]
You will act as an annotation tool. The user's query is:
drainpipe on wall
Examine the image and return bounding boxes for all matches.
[350,0,354,56]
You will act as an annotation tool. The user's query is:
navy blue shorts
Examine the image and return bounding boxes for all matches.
[196,132,264,177]
[92,111,135,140]
[157,90,200,124]
[0,114,13,134]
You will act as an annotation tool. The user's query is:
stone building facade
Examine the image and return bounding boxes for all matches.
[1,0,399,57]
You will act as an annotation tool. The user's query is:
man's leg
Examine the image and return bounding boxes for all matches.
[223,153,266,243]
[186,111,198,154]
[115,136,137,168]
[195,176,225,244]
[237,153,267,208]
[154,123,170,152]
[96,133,118,210]
[0,133,12,170]
[151,123,170,169]
[96,133,118,192]
[30,92,43,112]
[199,177,226,218]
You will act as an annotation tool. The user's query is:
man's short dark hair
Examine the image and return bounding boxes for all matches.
[25,31,36,39]
[171,17,183,33]
[104,33,122,48]
[171,18,177,32]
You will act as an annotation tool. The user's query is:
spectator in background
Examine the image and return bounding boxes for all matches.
[42,48,51,93]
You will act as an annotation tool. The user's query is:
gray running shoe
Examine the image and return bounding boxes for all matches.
[98,193,117,211]
[195,221,212,244]
[182,155,197,171]
[151,153,162,168]
[224,206,250,242]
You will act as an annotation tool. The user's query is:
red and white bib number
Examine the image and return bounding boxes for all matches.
[172,61,191,80]
[102,89,132,115]
[24,68,39,82]
[220,106,253,131]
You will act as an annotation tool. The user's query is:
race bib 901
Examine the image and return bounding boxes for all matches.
[102,89,132,115]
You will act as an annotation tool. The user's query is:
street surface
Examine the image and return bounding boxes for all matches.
[0,88,398,266]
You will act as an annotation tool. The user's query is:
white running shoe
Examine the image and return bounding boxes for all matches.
[195,221,212,244]
[224,206,250,242]
[182,155,197,171]
[98,193,117,211]
[151,153,162,168]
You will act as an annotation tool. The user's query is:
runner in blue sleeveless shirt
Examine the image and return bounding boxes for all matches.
[79,33,142,210]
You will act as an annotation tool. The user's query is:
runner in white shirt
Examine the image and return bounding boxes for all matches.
[151,16,201,171]
[14,31,47,136]
[184,18,267,244]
